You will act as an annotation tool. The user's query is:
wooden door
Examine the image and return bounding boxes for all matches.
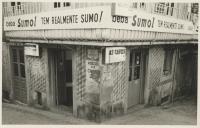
[57,50,66,105]
[56,49,73,106]
[64,50,73,106]
[11,47,27,103]
[128,50,142,108]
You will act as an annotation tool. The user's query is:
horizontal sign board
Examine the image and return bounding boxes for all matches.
[4,6,110,31]
[105,47,126,64]
[24,43,39,56]
[4,6,195,34]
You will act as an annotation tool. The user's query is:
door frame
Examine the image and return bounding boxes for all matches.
[127,48,147,108]
[10,46,27,104]
[48,46,75,109]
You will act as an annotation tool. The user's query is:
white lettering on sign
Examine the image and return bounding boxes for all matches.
[111,7,195,34]
[4,6,109,31]
[4,6,196,34]
[105,47,126,64]
[24,43,39,56]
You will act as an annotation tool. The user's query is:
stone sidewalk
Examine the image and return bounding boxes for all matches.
[2,102,95,124]
[2,96,197,125]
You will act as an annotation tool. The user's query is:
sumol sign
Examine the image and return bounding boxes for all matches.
[105,47,126,64]
[4,6,195,34]
[4,6,108,31]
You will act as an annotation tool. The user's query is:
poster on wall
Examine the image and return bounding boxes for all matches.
[24,43,39,56]
[105,47,126,64]
[85,49,100,104]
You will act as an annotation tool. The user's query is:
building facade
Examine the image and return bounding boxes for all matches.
[2,2,198,122]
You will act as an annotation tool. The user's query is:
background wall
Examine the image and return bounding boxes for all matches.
[2,42,12,100]
[25,47,49,108]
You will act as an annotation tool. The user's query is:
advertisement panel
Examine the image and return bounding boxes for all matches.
[4,6,195,34]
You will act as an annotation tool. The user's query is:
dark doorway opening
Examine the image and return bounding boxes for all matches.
[55,49,73,107]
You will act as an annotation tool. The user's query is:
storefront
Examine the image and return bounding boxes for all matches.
[2,3,198,122]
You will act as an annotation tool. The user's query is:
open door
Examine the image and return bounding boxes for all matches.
[56,49,73,106]
[128,50,145,108]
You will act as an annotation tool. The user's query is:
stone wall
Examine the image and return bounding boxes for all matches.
[25,48,49,108]
[2,42,12,99]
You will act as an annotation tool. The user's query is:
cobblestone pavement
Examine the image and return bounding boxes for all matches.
[2,96,197,125]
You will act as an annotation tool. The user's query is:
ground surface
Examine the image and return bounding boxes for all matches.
[2,96,197,125]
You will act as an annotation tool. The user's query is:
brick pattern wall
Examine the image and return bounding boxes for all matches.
[26,52,47,93]
[76,46,87,102]
[25,48,48,107]
[148,46,164,105]
[13,78,27,103]
[110,62,127,104]
[149,47,164,88]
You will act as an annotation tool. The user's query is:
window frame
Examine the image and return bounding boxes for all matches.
[11,47,26,79]
[129,50,142,81]
[162,48,174,76]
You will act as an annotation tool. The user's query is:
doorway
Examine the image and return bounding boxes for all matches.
[11,47,27,104]
[128,49,146,108]
[51,49,73,107]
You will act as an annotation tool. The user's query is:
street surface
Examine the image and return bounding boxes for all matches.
[2,96,197,125]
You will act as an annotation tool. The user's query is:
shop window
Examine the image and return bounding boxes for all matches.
[163,49,174,76]
[12,48,25,78]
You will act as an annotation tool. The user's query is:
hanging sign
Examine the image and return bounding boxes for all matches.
[105,47,126,64]
[24,43,39,56]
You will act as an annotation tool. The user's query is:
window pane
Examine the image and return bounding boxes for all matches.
[129,51,133,66]
[65,60,72,82]
[135,52,141,66]
[129,50,134,81]
[129,67,132,81]
[20,64,26,78]
[13,63,19,76]
[12,49,18,62]
[163,50,173,75]
[58,2,60,7]
[19,49,24,63]
[134,66,140,80]
[54,2,57,8]
[11,2,15,6]
[66,2,70,6]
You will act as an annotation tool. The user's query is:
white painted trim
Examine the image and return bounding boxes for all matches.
[7,38,197,46]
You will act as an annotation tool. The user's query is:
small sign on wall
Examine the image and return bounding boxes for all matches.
[24,43,39,56]
[105,47,126,64]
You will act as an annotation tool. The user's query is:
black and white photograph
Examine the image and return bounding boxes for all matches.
[1,1,199,125]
